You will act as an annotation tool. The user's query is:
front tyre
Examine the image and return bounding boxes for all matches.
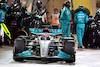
[13,38,25,61]
[65,55,75,63]
[63,37,76,63]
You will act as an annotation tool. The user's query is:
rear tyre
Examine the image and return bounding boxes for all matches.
[13,38,25,61]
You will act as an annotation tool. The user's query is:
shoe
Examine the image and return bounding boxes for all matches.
[78,46,83,51]
[78,46,82,48]
[78,46,83,48]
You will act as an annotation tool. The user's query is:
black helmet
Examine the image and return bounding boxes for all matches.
[78,5,85,11]
[36,0,42,8]
[75,5,85,13]
[97,20,100,26]
[64,1,70,8]
[43,28,49,33]
[0,3,6,10]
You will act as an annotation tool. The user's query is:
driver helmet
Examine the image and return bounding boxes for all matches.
[43,28,49,33]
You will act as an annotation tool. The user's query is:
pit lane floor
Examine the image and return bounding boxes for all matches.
[0,46,100,67]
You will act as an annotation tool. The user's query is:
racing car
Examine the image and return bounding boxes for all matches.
[13,28,76,63]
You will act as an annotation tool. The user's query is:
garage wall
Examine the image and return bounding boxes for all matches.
[96,0,100,8]
[46,0,67,22]
[91,0,96,16]
[91,0,100,16]
[22,0,99,17]
[73,0,93,16]
[22,0,50,13]
[96,0,100,2]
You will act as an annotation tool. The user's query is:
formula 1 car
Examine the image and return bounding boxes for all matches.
[13,28,76,63]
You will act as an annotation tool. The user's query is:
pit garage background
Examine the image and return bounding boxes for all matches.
[0,0,100,66]
[20,0,100,22]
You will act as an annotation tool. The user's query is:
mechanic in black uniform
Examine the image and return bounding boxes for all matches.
[89,20,100,48]
[94,9,100,23]
[34,0,47,28]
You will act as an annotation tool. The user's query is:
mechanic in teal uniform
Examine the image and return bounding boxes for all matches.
[60,1,71,37]
[0,3,9,22]
[74,5,89,48]
[0,3,9,46]
[60,3,65,30]
[0,7,6,22]
[0,2,9,40]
